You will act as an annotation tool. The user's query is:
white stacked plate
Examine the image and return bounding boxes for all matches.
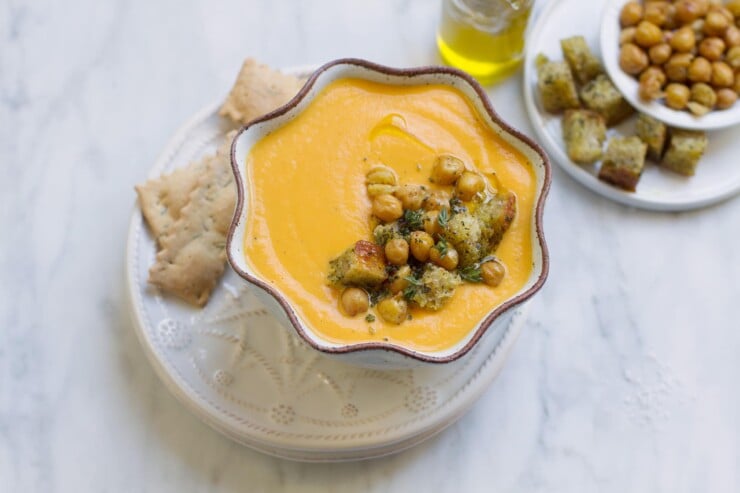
[523,0,740,211]
[126,67,528,461]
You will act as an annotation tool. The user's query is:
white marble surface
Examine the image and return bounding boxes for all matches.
[2,0,739,491]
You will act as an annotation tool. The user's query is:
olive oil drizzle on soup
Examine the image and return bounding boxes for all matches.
[244,78,536,352]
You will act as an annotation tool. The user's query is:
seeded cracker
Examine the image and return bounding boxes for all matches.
[136,156,213,246]
[148,134,236,306]
[219,58,305,125]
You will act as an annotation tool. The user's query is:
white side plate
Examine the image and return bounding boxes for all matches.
[523,0,740,211]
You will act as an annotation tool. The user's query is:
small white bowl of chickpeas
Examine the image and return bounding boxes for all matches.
[601,0,740,130]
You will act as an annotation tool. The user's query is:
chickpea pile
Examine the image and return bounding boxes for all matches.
[335,155,510,325]
[619,0,740,114]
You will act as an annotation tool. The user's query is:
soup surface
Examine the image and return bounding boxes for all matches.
[244,78,537,352]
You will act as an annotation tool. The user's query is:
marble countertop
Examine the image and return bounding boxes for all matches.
[2,0,739,491]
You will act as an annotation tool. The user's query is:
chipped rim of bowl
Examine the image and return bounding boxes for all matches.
[226,58,551,364]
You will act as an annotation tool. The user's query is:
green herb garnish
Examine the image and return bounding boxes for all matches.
[437,207,449,229]
[369,288,389,306]
[459,265,483,283]
[402,275,421,300]
[458,255,496,283]
[365,313,376,323]
[449,197,467,215]
[399,209,424,235]
[435,238,449,257]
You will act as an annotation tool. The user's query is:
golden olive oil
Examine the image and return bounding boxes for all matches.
[437,0,532,85]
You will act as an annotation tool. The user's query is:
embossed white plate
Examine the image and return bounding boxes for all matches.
[523,0,740,211]
[125,67,528,461]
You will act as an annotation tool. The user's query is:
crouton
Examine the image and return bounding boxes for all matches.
[475,192,517,254]
[635,113,668,162]
[661,129,707,176]
[580,74,634,126]
[598,136,647,191]
[408,265,462,311]
[562,109,607,164]
[560,36,604,85]
[373,222,401,246]
[328,240,388,287]
[536,54,581,113]
[443,212,485,267]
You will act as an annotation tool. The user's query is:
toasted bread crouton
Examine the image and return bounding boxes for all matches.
[443,212,485,267]
[475,192,517,254]
[408,265,462,311]
[329,240,388,287]
[562,109,607,164]
[536,55,581,113]
[373,222,402,246]
[661,129,707,176]
[580,74,634,126]
[598,136,647,191]
[561,36,604,85]
[635,113,668,162]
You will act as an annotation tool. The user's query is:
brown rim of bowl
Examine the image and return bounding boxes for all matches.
[226,57,551,364]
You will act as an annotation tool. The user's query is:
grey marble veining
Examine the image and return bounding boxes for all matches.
[2,0,739,491]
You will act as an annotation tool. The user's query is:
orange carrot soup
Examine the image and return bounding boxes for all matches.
[244,78,536,352]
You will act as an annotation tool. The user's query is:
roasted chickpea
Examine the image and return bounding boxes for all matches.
[639,77,663,101]
[367,184,396,198]
[430,154,465,185]
[711,61,735,87]
[665,53,694,82]
[422,210,441,236]
[649,43,673,64]
[670,26,696,52]
[635,21,664,47]
[620,1,644,27]
[710,6,734,24]
[665,83,691,109]
[372,194,403,222]
[688,56,713,82]
[340,288,369,317]
[620,27,638,45]
[366,165,397,186]
[389,265,412,294]
[704,10,729,36]
[384,238,409,266]
[481,260,506,287]
[393,184,427,210]
[642,65,667,84]
[727,0,740,17]
[377,295,408,324]
[698,37,726,61]
[725,25,740,48]
[727,46,740,69]
[409,231,434,262]
[639,67,667,100]
[423,189,451,210]
[429,245,459,271]
[455,171,485,201]
[620,43,650,74]
[665,6,679,29]
[644,2,669,26]
[691,19,706,42]
[366,165,398,197]
[675,0,705,23]
[716,88,738,109]
[690,82,717,107]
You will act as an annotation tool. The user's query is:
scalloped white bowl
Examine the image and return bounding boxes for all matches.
[226,58,551,368]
